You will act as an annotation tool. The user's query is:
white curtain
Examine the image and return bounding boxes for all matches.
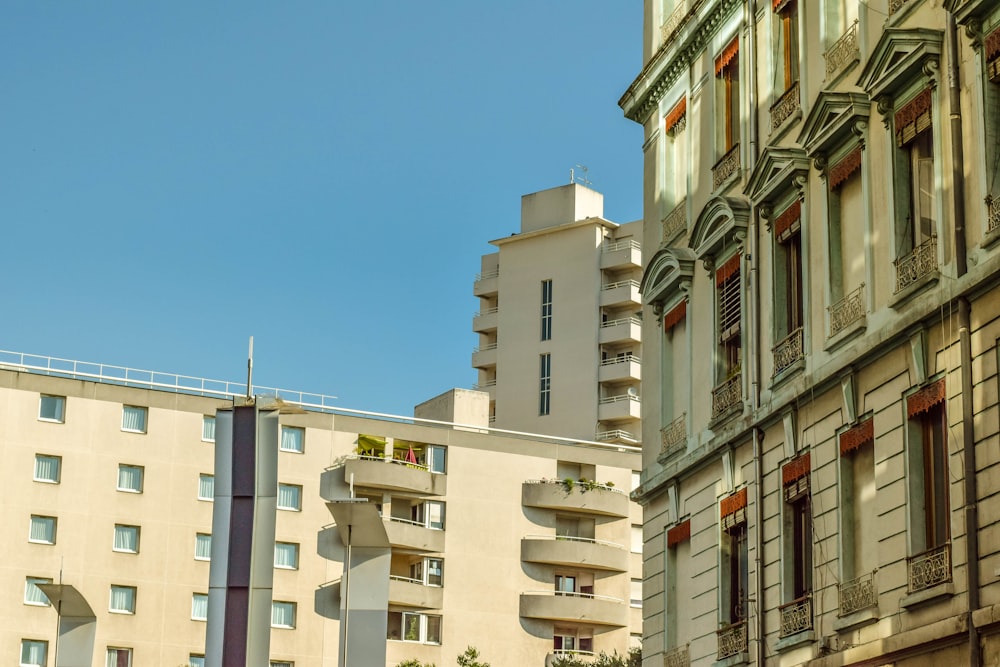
[110,586,134,613]
[29,517,54,543]
[195,534,212,559]
[114,525,138,552]
[191,594,208,620]
[34,455,59,482]
[199,475,214,499]
[278,484,300,510]
[271,601,295,627]
[122,406,146,432]
[202,416,215,442]
[281,427,303,452]
[21,641,46,666]
[118,465,142,492]
[274,542,298,568]
[25,578,51,605]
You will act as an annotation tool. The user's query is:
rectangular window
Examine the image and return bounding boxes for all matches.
[191,593,208,621]
[775,0,799,92]
[25,577,53,606]
[109,586,136,614]
[20,640,48,667]
[105,648,131,667]
[274,542,300,569]
[631,524,644,553]
[555,574,577,595]
[277,484,302,511]
[388,611,443,644]
[29,516,56,545]
[721,494,749,625]
[113,525,140,554]
[121,406,147,433]
[427,445,447,474]
[778,225,804,335]
[38,395,65,423]
[202,416,215,442]
[189,656,205,667]
[541,279,553,341]
[893,89,936,260]
[410,557,444,586]
[194,533,212,561]
[270,663,293,667]
[826,146,865,307]
[716,38,741,153]
[539,353,552,416]
[784,477,813,601]
[280,426,304,453]
[912,395,950,550]
[117,465,144,493]
[33,454,61,484]
[271,601,296,629]
[717,254,743,379]
[631,578,643,607]
[198,474,214,501]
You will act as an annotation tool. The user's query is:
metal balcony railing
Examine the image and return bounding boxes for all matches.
[988,195,1000,233]
[600,355,640,367]
[663,645,690,667]
[596,429,639,444]
[662,198,687,244]
[712,144,741,191]
[770,81,801,131]
[838,571,877,616]
[472,343,497,354]
[772,327,804,376]
[474,306,498,317]
[603,239,641,253]
[889,0,915,14]
[711,374,742,419]
[828,283,865,337]
[716,620,747,660]
[824,20,859,79]
[778,595,813,637]
[660,413,687,458]
[893,235,937,293]
[660,2,689,45]
[908,543,952,593]
[474,269,499,282]
[602,279,641,291]
[601,316,642,329]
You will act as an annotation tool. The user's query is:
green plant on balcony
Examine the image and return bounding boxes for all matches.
[551,648,641,667]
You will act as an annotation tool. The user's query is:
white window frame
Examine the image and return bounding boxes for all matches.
[274,542,299,570]
[28,516,56,545]
[280,426,305,453]
[188,656,206,667]
[539,353,552,416]
[194,533,212,561]
[105,648,132,667]
[270,662,294,667]
[191,593,208,621]
[631,578,643,607]
[38,395,65,423]
[33,454,61,484]
[271,601,296,629]
[108,586,136,615]
[427,445,447,474]
[121,405,148,434]
[202,416,216,443]
[198,474,214,501]
[20,639,48,667]
[116,464,144,493]
[113,525,140,554]
[24,577,53,606]
[277,483,302,511]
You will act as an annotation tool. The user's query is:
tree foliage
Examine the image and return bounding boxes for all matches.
[394,660,435,667]
[551,647,641,667]
[456,645,490,667]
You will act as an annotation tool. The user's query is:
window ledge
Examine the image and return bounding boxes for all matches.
[775,629,815,652]
[825,57,861,88]
[887,0,927,26]
[833,606,879,632]
[901,581,954,609]
[889,270,939,310]
[825,317,867,352]
[769,108,803,144]
[983,219,1000,249]
[713,652,749,667]
[770,357,805,390]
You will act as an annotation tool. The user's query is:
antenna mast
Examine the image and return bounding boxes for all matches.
[246,336,254,400]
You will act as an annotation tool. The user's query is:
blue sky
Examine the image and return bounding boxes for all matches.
[1,2,643,416]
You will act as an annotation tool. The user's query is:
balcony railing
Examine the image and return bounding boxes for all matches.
[889,0,914,14]
[604,239,641,253]
[472,380,496,390]
[660,413,687,458]
[662,198,687,244]
[988,195,1000,233]
[778,595,813,637]
[716,620,747,660]
[601,316,642,329]
[824,20,859,79]
[660,2,689,45]
[663,645,690,667]
[472,343,497,353]
[908,543,952,593]
[772,327,804,376]
[712,374,742,419]
[712,144,741,191]
[894,235,937,293]
[474,269,499,282]
[600,393,641,405]
[600,355,640,367]
[602,279,641,291]
[474,306,498,318]
[838,571,877,616]
[770,81,801,131]
[828,284,865,337]
[596,429,639,444]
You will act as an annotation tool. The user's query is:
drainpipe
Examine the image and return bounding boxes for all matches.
[946,12,979,666]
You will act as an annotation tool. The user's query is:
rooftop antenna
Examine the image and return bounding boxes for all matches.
[571,164,592,187]
[246,336,254,401]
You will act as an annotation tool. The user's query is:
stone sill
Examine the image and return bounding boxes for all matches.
[769,108,803,144]
[824,54,861,89]
[775,628,815,652]
[770,357,806,391]
[889,270,939,310]
[713,652,749,667]
[833,606,879,632]
[901,581,954,610]
[824,317,866,353]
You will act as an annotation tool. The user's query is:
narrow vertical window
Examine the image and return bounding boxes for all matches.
[716,37,741,153]
[716,254,743,389]
[202,416,216,442]
[194,533,212,561]
[540,279,553,341]
[775,0,799,91]
[780,454,813,636]
[539,353,552,416]
[191,593,208,621]
[198,474,215,501]
[892,88,937,292]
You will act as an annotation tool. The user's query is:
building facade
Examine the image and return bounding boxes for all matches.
[620,0,1000,665]
[474,183,645,446]
[1,351,642,666]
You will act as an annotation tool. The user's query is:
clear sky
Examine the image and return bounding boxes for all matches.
[1,2,643,416]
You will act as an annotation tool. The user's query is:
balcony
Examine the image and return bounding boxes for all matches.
[889,0,915,14]
[894,235,937,294]
[600,240,641,270]
[598,356,641,383]
[989,195,1000,233]
[599,280,641,308]
[778,596,813,637]
[384,517,445,553]
[711,374,742,420]
[521,535,629,572]
[595,429,638,445]
[716,621,748,661]
[908,543,952,593]
[659,1,689,47]
[599,317,641,345]
[598,394,640,422]
[772,327,804,377]
[472,307,498,333]
[839,571,877,617]
[824,20,860,80]
[519,591,628,627]
[661,199,687,245]
[473,269,499,297]
[472,343,497,369]
[712,144,741,192]
[388,576,443,609]
[522,480,630,518]
[663,645,690,667]
[659,414,686,459]
[828,284,866,338]
[344,456,446,496]
[770,81,801,132]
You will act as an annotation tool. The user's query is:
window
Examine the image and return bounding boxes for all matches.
[631,471,641,492]
[202,416,215,442]
[270,663,293,667]
[271,601,296,629]
[113,525,140,554]
[783,463,813,607]
[38,395,65,423]
[387,611,442,644]
[554,630,593,653]
[427,445,447,474]
[663,96,689,215]
[277,484,302,511]
[274,542,299,569]
[716,37,741,154]
[121,406,147,433]
[826,145,866,314]
[117,465,144,493]
[409,557,444,586]
[189,656,205,667]
[555,574,577,595]
[29,516,56,544]
[907,381,950,553]
[25,577,52,606]
[280,426,304,453]
[839,418,877,612]
[774,0,799,93]
[33,454,61,483]
[541,279,553,341]
[716,254,743,381]
[721,491,749,626]
[20,640,47,667]
[631,578,643,607]
[198,474,214,501]
[631,524,643,553]
[109,585,136,614]
[411,500,445,530]
[191,593,208,621]
[891,87,937,284]
[539,353,552,416]
[105,648,131,667]
[194,533,212,561]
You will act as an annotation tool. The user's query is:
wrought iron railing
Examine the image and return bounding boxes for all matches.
[713,144,741,191]
[772,327,804,376]
[662,198,687,244]
[716,621,747,660]
[824,20,859,79]
[889,0,914,15]
[908,543,952,593]
[778,596,813,637]
[838,571,877,616]
[712,374,742,419]
[988,195,1000,233]
[828,283,865,337]
[893,235,937,293]
[660,413,687,458]
[770,81,801,131]
[663,644,690,667]
[660,2,689,45]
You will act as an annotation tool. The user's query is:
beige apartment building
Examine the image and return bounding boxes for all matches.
[0,350,642,667]
[620,0,1000,665]
[474,183,645,446]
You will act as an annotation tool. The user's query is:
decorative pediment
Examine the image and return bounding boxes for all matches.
[689,195,750,262]
[797,92,871,160]
[945,0,992,39]
[857,28,943,105]
[743,146,809,210]
[640,247,696,307]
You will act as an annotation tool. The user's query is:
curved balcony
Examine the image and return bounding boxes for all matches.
[521,535,629,572]
[384,518,445,553]
[519,591,628,627]
[522,480,629,518]
[388,576,443,609]
[344,457,446,496]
